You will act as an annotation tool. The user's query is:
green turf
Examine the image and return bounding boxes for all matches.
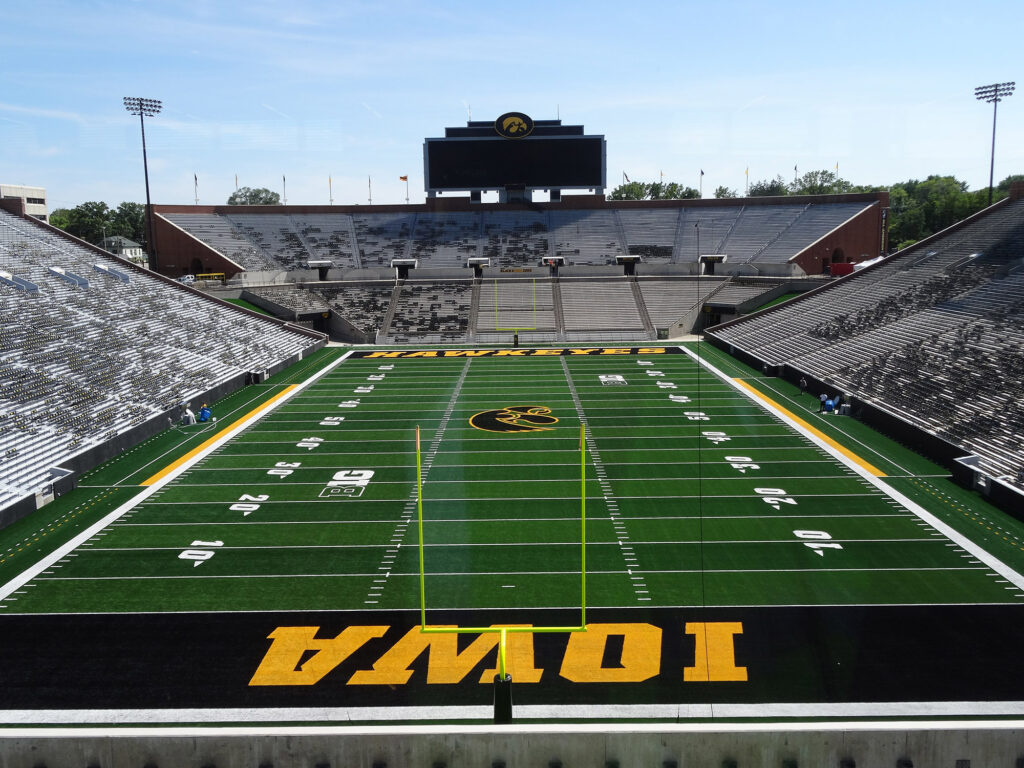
[224,297,274,315]
[3,343,1021,617]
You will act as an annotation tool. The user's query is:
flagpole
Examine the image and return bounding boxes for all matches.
[194,174,199,205]
[405,177,409,204]
[368,175,372,205]
[329,176,333,206]
[282,175,287,205]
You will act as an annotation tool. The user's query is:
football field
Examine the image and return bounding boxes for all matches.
[1,343,1023,723]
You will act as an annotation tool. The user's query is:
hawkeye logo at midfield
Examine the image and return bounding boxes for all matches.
[470,405,558,433]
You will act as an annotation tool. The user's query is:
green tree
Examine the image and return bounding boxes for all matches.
[885,175,989,251]
[789,169,853,196]
[748,176,788,197]
[63,201,111,244]
[49,208,71,230]
[608,181,650,200]
[713,186,737,199]
[110,202,146,242]
[227,186,281,205]
[996,174,1024,197]
[608,181,700,200]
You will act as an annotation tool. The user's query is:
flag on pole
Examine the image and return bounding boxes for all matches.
[399,175,408,182]
[700,169,705,176]
[623,171,630,184]
[194,173,198,184]
[745,167,749,176]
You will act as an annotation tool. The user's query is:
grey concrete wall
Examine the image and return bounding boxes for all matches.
[0,724,1020,768]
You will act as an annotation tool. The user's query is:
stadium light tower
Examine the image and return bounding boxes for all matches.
[974,82,1014,207]
[123,97,162,266]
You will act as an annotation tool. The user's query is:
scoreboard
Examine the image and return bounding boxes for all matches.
[423,114,606,194]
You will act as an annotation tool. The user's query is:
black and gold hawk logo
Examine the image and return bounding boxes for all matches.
[470,405,557,433]
[494,111,534,139]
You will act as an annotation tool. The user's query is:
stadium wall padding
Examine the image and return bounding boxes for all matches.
[0,495,37,530]
[52,371,248,477]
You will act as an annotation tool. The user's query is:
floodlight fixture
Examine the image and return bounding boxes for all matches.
[123,97,162,266]
[974,82,1014,206]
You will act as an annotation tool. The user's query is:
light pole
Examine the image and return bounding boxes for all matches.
[123,97,162,267]
[974,82,1014,207]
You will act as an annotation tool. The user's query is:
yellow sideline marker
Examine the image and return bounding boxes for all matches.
[140,385,299,486]
[732,378,886,478]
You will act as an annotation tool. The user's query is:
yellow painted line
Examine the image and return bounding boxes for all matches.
[732,378,887,478]
[140,385,300,486]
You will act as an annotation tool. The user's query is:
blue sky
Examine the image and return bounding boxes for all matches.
[2,0,1021,210]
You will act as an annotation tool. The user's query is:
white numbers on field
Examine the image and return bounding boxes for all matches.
[320,416,345,426]
[684,411,710,421]
[178,540,223,567]
[646,370,665,377]
[794,529,843,556]
[296,436,324,450]
[229,493,269,517]
[657,381,677,389]
[724,455,760,474]
[338,399,360,408]
[755,487,798,509]
[354,385,374,394]
[668,394,691,402]
[637,361,653,366]
[378,365,394,370]
[268,461,301,478]
[702,430,730,444]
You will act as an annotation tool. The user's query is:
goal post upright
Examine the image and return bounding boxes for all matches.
[414,419,588,721]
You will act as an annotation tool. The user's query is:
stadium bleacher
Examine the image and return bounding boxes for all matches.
[160,199,878,275]
[707,197,1024,486]
[0,210,322,516]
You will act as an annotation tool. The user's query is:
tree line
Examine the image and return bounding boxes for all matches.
[48,188,278,247]
[49,201,146,247]
[612,170,1022,252]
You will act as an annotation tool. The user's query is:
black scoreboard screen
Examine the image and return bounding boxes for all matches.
[424,136,606,191]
